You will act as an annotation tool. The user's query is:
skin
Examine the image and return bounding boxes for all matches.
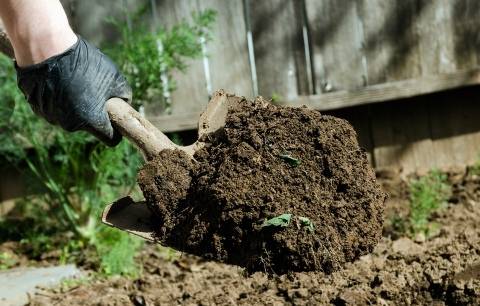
[0,0,77,67]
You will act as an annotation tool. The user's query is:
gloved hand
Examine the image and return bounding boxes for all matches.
[15,36,132,146]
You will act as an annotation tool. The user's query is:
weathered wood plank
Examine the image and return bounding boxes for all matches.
[451,0,480,69]
[305,0,366,93]
[288,68,480,110]
[369,99,436,174]
[358,0,421,85]
[149,67,480,133]
[149,112,201,133]
[429,88,480,170]
[247,0,308,100]
[62,0,143,45]
[198,0,254,98]
[360,0,431,175]
[154,0,209,115]
[416,0,456,75]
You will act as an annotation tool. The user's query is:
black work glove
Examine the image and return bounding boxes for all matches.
[15,36,132,146]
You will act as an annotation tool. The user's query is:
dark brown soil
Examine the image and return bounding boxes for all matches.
[29,169,480,306]
[138,95,386,274]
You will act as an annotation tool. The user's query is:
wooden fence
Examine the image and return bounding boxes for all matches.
[44,0,480,174]
[3,0,480,204]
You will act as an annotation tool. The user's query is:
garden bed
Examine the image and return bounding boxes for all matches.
[25,167,480,305]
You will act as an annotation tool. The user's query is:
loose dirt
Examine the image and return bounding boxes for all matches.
[29,169,480,305]
[138,96,385,274]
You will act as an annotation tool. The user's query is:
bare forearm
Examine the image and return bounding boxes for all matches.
[0,0,77,66]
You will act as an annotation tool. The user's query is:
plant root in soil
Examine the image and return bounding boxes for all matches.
[138,95,386,274]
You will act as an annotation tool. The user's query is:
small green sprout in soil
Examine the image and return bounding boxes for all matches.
[389,170,451,240]
[270,93,283,104]
[278,152,301,167]
[408,170,451,238]
[261,214,315,232]
[261,214,292,228]
[298,217,315,232]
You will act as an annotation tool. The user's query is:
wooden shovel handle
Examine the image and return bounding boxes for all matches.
[0,32,179,160]
[106,98,177,160]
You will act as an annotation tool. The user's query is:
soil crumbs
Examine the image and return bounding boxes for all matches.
[138,94,385,274]
[30,182,480,306]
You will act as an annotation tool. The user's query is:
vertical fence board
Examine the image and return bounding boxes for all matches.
[64,0,143,46]
[359,0,422,85]
[198,0,254,98]
[247,0,308,101]
[155,0,209,116]
[370,99,435,173]
[429,89,480,169]
[451,0,480,70]
[305,0,366,94]
[360,0,433,172]
[416,0,456,75]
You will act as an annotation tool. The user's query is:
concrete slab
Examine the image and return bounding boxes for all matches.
[0,265,81,306]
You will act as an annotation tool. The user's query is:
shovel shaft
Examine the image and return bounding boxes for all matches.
[106,98,178,160]
[0,30,184,160]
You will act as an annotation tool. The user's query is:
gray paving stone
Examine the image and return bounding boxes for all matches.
[0,265,80,306]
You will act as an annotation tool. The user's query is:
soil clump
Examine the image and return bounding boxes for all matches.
[28,169,480,305]
[138,96,386,274]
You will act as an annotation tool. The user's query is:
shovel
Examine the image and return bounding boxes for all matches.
[0,32,234,242]
[102,90,241,241]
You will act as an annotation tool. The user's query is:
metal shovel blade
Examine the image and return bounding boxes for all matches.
[102,90,242,239]
[102,197,157,242]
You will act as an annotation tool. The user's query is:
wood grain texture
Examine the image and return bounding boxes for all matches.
[359,0,430,174]
[369,100,436,174]
[247,0,308,100]
[289,68,480,110]
[198,0,254,99]
[429,88,480,170]
[416,0,456,75]
[148,67,480,133]
[305,0,366,93]
[358,0,422,85]
[451,0,480,70]
[154,0,210,115]
[63,0,143,46]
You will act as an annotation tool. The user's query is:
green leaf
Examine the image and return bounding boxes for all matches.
[261,213,292,228]
[298,216,315,232]
[278,152,301,167]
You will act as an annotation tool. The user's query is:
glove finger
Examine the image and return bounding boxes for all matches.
[82,111,122,147]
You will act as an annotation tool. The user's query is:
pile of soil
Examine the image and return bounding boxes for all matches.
[138,94,386,274]
[29,169,480,305]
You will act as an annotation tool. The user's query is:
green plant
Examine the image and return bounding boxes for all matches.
[278,152,301,167]
[298,217,315,232]
[262,214,292,228]
[95,227,143,276]
[0,5,217,277]
[407,170,451,238]
[0,52,143,275]
[270,93,283,104]
[105,7,216,111]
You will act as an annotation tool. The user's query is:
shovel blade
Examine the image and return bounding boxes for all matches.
[102,197,157,242]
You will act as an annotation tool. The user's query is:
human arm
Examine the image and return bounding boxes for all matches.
[0,0,132,146]
[0,0,77,66]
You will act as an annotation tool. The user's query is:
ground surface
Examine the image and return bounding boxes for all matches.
[26,167,480,305]
[138,94,385,273]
